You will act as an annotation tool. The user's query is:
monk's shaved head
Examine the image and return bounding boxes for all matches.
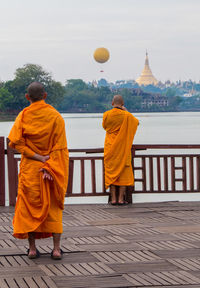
[27,82,45,102]
[112,95,124,106]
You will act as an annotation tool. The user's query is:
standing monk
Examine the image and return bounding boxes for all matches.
[103,95,139,205]
[8,82,69,259]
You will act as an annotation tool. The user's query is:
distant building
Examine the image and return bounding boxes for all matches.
[136,51,158,86]
[112,87,168,108]
[98,78,109,87]
[142,95,168,108]
[183,86,197,97]
[92,80,98,87]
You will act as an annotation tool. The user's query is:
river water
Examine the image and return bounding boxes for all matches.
[1,112,200,204]
[1,111,200,147]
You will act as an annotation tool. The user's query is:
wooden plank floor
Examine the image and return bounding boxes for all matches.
[1,201,200,287]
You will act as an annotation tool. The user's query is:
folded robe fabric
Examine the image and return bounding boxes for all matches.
[8,100,69,239]
[103,108,139,188]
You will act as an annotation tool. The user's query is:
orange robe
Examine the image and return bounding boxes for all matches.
[8,100,69,239]
[103,108,139,188]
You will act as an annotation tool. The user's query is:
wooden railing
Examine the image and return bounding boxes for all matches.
[0,137,5,206]
[0,137,200,206]
[132,149,200,194]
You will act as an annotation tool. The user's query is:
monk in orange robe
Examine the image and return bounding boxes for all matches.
[8,82,69,259]
[103,95,139,205]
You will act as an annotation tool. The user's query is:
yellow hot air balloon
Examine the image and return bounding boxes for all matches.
[93,47,110,63]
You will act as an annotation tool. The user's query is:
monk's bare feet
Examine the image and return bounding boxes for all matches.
[110,185,117,204]
[27,248,40,259]
[28,232,39,258]
[52,233,62,259]
[51,248,63,260]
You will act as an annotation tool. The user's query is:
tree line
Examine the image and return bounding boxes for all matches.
[0,63,193,115]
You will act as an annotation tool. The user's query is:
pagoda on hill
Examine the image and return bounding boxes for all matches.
[136,51,158,86]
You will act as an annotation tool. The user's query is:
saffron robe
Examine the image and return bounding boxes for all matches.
[8,100,69,239]
[103,108,139,188]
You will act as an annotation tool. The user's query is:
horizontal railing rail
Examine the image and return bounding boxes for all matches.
[0,137,200,206]
[4,144,200,154]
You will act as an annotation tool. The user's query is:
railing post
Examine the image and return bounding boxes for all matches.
[80,159,85,194]
[66,159,74,196]
[91,159,96,194]
[126,147,135,204]
[197,156,200,192]
[163,156,168,192]
[7,138,18,206]
[0,137,5,206]
[182,156,187,192]
[142,156,147,192]
[171,157,175,192]
[102,158,106,193]
[189,156,194,191]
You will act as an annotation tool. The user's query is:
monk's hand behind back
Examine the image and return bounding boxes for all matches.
[39,168,53,181]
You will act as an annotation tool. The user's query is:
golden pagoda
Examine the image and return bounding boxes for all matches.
[136,51,158,86]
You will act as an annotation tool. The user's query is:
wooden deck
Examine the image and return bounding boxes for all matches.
[1,202,200,287]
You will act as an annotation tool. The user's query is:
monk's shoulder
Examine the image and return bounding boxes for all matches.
[54,112,65,128]
[126,111,139,124]
[45,105,62,117]
[15,110,23,120]
[103,109,112,120]
[103,109,112,116]
[125,111,133,117]
[104,108,119,117]
[43,105,65,125]
[17,106,30,118]
[13,110,25,125]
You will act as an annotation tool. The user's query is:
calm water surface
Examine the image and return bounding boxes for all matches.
[1,112,200,204]
[1,112,199,147]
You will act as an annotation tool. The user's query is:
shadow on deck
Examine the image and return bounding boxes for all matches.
[1,202,200,287]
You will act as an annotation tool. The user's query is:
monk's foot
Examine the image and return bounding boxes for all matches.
[51,248,63,260]
[110,201,117,206]
[118,201,129,206]
[27,248,40,259]
[110,197,117,205]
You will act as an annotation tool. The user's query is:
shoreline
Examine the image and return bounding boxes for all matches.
[1,110,200,122]
[0,115,16,122]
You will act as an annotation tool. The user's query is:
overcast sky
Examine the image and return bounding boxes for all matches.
[0,0,199,83]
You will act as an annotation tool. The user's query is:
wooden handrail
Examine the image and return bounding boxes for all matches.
[3,144,200,155]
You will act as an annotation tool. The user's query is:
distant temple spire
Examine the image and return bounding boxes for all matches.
[136,51,158,86]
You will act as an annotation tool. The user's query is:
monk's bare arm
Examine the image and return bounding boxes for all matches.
[12,142,35,158]
[13,142,50,163]
[32,154,50,163]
